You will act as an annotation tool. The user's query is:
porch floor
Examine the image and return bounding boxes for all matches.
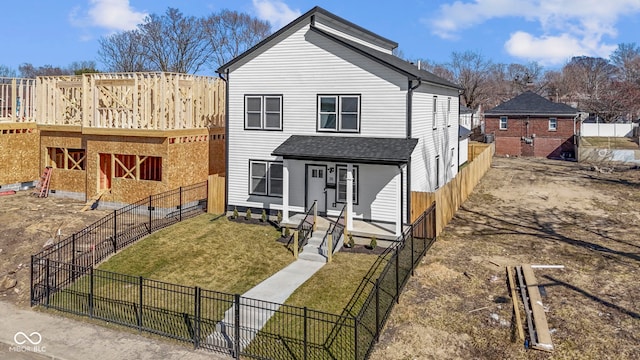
[281,213,405,242]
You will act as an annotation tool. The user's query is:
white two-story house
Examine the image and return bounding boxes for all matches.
[217,7,461,237]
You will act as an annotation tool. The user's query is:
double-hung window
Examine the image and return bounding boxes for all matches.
[499,116,508,130]
[336,165,358,204]
[432,96,438,129]
[549,117,557,131]
[317,95,360,132]
[446,97,451,127]
[245,95,282,130]
[249,160,283,197]
[435,155,441,189]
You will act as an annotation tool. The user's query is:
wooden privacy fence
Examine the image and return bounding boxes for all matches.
[207,174,225,214]
[411,142,495,235]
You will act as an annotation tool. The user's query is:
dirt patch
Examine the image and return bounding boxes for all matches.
[372,157,640,359]
[0,191,110,307]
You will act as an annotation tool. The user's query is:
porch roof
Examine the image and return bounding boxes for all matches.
[272,135,418,165]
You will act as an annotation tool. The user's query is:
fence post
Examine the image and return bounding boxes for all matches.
[410,223,415,276]
[375,278,380,343]
[303,307,308,360]
[148,196,153,234]
[179,186,183,222]
[138,276,143,331]
[234,294,241,359]
[30,255,34,306]
[395,247,400,304]
[327,234,333,263]
[113,210,118,253]
[89,266,94,318]
[313,201,317,231]
[44,258,50,308]
[194,286,201,349]
[71,233,76,267]
[293,230,299,259]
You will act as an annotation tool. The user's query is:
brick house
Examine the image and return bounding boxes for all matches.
[484,91,579,158]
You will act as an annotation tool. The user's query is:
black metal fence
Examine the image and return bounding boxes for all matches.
[31,182,208,304]
[30,198,436,360]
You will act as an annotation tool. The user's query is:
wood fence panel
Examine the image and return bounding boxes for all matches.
[207,174,225,214]
[411,143,495,235]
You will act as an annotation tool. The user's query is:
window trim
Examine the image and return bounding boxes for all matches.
[432,96,438,129]
[435,155,441,189]
[248,160,283,197]
[316,94,361,133]
[446,97,451,127]
[451,147,456,168]
[335,165,359,205]
[549,117,558,131]
[499,116,508,130]
[244,95,283,131]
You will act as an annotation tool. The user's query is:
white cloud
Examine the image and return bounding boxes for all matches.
[427,0,640,64]
[70,0,147,32]
[252,0,301,30]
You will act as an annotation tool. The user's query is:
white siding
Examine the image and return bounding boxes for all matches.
[459,138,469,165]
[227,22,407,212]
[410,85,459,192]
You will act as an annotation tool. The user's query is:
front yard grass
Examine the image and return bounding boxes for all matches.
[99,213,292,294]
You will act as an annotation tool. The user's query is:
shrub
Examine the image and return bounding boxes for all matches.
[346,233,355,248]
[245,208,252,220]
[261,209,267,222]
[277,211,282,224]
[369,236,377,249]
[232,207,238,219]
[284,226,290,237]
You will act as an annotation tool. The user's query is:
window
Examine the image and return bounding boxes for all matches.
[447,97,451,127]
[245,95,282,130]
[499,116,508,130]
[432,96,438,129]
[549,117,557,131]
[249,160,282,197]
[112,154,162,181]
[317,95,360,132]
[47,148,86,170]
[451,148,455,167]
[336,165,358,204]
[435,155,441,189]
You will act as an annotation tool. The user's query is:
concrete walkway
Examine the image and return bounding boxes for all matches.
[205,259,325,351]
[0,300,229,360]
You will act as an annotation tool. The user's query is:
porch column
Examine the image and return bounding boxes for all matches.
[282,159,289,222]
[395,167,402,237]
[346,164,353,231]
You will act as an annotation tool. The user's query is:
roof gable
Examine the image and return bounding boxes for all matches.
[485,91,578,116]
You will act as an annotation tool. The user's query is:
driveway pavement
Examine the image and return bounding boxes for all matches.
[0,301,230,360]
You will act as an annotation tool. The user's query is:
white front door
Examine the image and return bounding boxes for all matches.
[307,165,326,213]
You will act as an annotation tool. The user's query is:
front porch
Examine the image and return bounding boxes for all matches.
[281,212,405,242]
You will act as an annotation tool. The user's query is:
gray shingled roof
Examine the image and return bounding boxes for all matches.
[272,135,418,165]
[217,6,461,90]
[310,27,461,89]
[485,91,578,116]
[459,125,472,139]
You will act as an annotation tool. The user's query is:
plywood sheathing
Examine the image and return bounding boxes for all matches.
[208,127,225,175]
[0,125,39,185]
[39,131,86,194]
[167,136,210,189]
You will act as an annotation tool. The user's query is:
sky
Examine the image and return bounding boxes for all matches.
[2,0,640,76]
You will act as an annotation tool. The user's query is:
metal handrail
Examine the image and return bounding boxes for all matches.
[320,204,346,255]
[286,201,316,253]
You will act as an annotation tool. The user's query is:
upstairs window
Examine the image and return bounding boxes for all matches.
[447,97,451,127]
[499,116,508,130]
[549,117,557,131]
[317,95,360,132]
[432,96,438,129]
[245,95,282,130]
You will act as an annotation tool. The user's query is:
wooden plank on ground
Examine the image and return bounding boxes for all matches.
[506,266,525,341]
[522,264,554,352]
[81,189,109,211]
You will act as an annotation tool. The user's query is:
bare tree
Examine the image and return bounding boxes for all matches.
[0,65,16,77]
[67,61,99,75]
[99,30,149,72]
[610,43,640,83]
[18,63,71,78]
[202,10,271,70]
[448,51,492,112]
[138,8,212,73]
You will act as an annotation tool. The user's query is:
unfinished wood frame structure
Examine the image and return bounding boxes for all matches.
[0,73,226,203]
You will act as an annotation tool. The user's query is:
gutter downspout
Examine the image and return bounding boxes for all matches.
[406,78,421,224]
[218,70,229,212]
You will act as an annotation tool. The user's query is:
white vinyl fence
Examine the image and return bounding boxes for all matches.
[581,123,637,137]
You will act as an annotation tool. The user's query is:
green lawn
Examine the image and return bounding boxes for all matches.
[99,214,292,294]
